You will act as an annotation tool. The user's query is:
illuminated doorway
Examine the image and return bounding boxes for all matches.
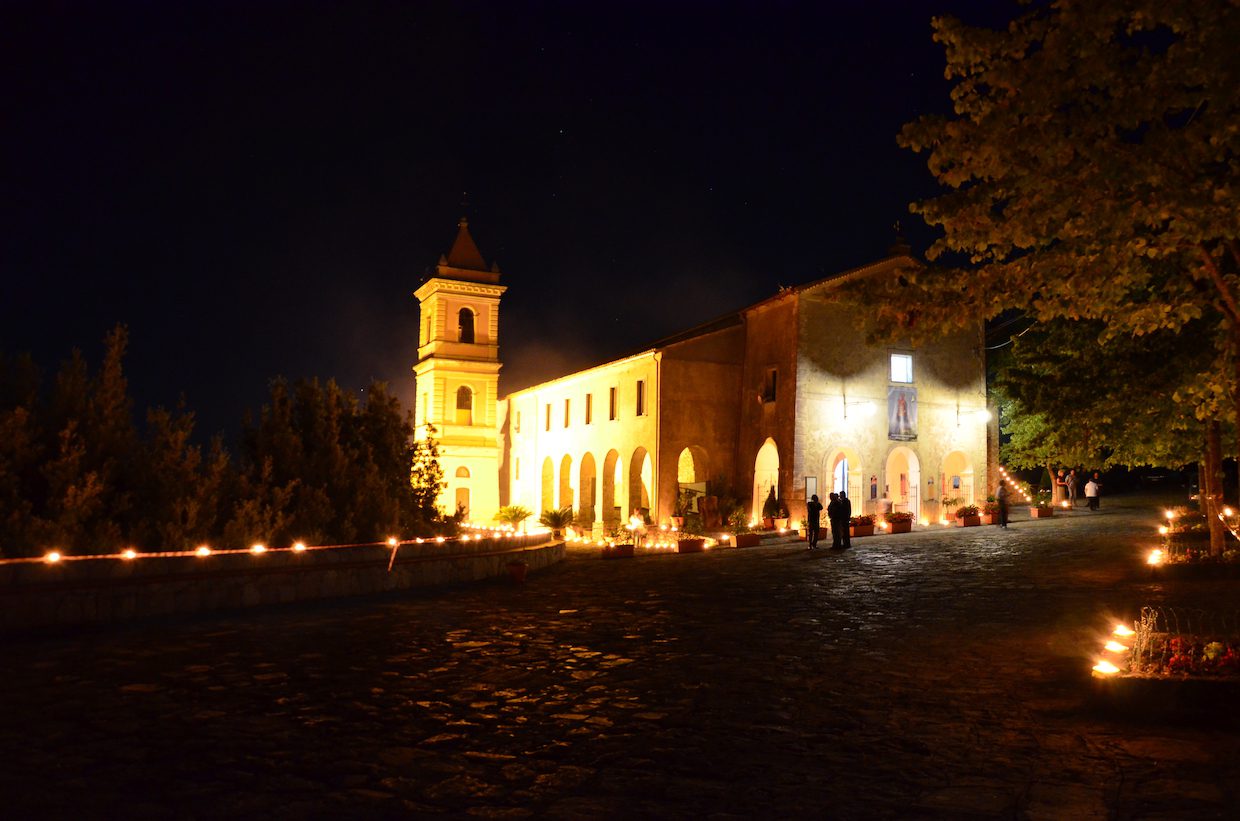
[884,446,921,519]
[752,438,780,520]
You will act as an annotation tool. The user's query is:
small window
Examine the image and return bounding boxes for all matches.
[585,393,593,424]
[458,308,475,343]
[636,379,646,416]
[890,353,913,383]
[762,367,777,402]
[455,386,473,425]
[455,466,470,478]
[515,457,520,480]
[564,398,571,428]
[609,387,618,420]
[424,316,432,345]
[545,403,551,432]
[515,411,521,433]
[421,392,429,424]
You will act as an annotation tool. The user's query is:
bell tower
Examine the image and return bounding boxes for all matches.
[413,218,506,522]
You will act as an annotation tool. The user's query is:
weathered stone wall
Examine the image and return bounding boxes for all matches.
[0,535,561,631]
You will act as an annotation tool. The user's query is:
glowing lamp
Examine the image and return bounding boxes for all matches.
[1164,509,1176,520]
[1226,507,1235,517]
[387,537,399,547]
[292,542,307,553]
[1092,660,1120,676]
[1146,549,1164,566]
[122,549,137,560]
[196,545,212,557]
[45,551,62,564]
[1113,624,1134,637]
[251,543,267,554]
[416,537,425,544]
[1158,525,1168,535]
[1104,640,1128,653]
[436,536,445,543]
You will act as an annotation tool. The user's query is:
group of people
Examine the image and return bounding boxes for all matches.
[804,491,852,550]
[1057,469,1103,511]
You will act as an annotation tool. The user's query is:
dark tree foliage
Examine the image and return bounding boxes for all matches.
[0,329,451,557]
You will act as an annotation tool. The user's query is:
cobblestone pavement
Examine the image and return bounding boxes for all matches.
[3,492,1238,820]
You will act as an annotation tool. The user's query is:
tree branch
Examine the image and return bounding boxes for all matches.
[1200,246,1240,324]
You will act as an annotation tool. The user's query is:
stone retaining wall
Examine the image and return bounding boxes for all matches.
[0,535,563,631]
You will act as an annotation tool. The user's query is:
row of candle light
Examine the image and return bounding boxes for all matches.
[1091,622,1135,676]
[5,527,549,567]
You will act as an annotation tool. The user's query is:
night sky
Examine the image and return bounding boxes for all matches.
[4,0,1009,441]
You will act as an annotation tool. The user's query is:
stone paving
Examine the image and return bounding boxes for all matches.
[2,491,1238,820]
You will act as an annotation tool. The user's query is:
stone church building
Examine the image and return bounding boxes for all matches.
[414,220,991,533]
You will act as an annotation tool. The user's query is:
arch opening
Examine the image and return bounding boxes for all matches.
[752,438,780,521]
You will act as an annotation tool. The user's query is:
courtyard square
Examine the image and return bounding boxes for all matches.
[2,490,1237,820]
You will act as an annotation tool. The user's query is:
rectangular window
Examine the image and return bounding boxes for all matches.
[609,387,618,420]
[515,457,520,481]
[564,398,571,428]
[515,411,521,433]
[545,403,551,432]
[585,393,593,424]
[762,367,777,402]
[636,379,646,416]
[890,353,914,383]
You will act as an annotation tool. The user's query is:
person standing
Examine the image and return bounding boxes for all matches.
[1091,472,1103,508]
[995,481,1009,528]
[1084,476,1100,511]
[806,494,823,550]
[827,492,843,549]
[1067,469,1079,507]
[839,491,853,549]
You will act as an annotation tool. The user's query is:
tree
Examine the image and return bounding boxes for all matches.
[847,1,1238,550]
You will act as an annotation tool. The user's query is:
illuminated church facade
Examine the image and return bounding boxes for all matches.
[414,221,991,532]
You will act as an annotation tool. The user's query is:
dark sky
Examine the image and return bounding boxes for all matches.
[4,0,1010,440]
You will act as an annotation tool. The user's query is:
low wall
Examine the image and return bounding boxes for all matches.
[0,535,563,631]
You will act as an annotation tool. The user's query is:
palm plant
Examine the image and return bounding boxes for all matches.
[538,506,576,537]
[493,505,533,529]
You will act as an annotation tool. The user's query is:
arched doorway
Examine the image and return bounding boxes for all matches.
[884,446,921,519]
[629,446,652,517]
[540,457,554,515]
[676,446,708,515]
[579,453,597,526]
[824,447,864,513]
[602,449,621,526]
[559,454,574,510]
[752,438,780,521]
[940,450,974,509]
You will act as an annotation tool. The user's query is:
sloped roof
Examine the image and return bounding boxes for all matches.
[445,217,488,271]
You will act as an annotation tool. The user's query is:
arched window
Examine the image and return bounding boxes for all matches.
[455,386,473,425]
[458,308,475,343]
[455,466,470,478]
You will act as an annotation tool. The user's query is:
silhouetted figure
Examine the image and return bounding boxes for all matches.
[827,492,843,549]
[996,482,1009,528]
[806,494,823,549]
[839,491,852,548]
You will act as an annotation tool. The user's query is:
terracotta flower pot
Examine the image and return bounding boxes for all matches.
[888,520,912,534]
[850,524,875,537]
[506,560,529,583]
[734,533,762,548]
[956,515,982,527]
[1030,507,1054,518]
[677,537,706,553]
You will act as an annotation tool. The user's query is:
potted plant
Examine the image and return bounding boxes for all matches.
[538,505,575,539]
[885,510,914,534]
[1030,491,1054,518]
[671,488,694,530]
[761,487,780,529]
[981,498,1001,525]
[774,500,791,531]
[850,514,876,537]
[728,510,761,547]
[955,504,982,527]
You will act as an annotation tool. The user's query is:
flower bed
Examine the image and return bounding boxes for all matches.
[1090,607,1240,720]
